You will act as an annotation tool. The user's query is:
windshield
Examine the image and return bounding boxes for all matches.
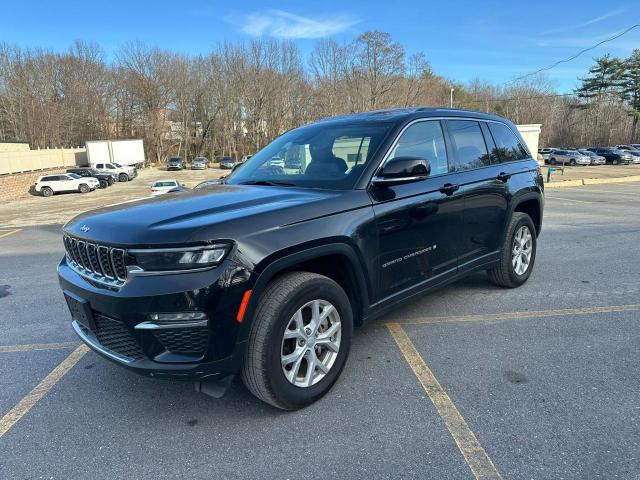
[226,122,392,190]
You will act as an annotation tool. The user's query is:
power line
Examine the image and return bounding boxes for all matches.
[505,23,640,85]
[462,89,626,105]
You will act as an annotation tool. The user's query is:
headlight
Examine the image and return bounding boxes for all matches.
[127,244,230,272]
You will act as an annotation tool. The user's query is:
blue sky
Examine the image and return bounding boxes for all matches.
[2,1,639,91]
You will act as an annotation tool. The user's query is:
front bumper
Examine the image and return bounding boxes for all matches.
[58,256,252,380]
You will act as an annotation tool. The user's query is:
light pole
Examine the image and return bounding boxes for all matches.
[450,88,455,108]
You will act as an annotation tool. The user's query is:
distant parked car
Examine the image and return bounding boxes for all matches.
[218,156,236,169]
[66,168,115,188]
[577,149,606,165]
[167,156,186,170]
[547,149,590,166]
[587,147,633,165]
[35,173,100,197]
[93,162,137,182]
[191,157,209,170]
[284,156,303,169]
[538,148,553,162]
[151,179,181,196]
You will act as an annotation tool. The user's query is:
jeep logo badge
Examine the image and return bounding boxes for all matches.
[80,225,90,233]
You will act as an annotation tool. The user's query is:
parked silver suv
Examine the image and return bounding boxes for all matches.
[547,149,591,166]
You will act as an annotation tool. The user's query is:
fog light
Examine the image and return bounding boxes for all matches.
[149,312,207,322]
[136,312,209,330]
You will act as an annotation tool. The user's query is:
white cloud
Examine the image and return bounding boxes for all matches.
[235,10,359,39]
[540,9,625,36]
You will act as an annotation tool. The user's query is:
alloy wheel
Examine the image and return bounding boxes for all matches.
[281,299,342,388]
[512,225,533,275]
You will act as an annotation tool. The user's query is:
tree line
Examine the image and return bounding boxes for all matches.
[0,32,639,163]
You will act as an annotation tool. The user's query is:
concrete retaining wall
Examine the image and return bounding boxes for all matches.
[0,148,87,175]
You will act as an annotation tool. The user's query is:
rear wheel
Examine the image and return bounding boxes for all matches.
[569,159,576,166]
[41,187,53,197]
[487,212,537,288]
[118,173,129,182]
[550,158,557,165]
[78,183,89,193]
[242,271,353,410]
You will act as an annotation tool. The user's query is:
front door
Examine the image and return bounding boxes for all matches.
[370,120,464,300]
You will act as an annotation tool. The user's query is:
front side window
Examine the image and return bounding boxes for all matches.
[387,121,449,175]
[488,122,529,163]
[447,120,490,171]
[227,122,392,190]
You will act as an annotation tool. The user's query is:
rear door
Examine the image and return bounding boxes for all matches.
[371,119,464,300]
[443,119,513,271]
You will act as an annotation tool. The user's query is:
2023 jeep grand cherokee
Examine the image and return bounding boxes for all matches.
[58,108,544,410]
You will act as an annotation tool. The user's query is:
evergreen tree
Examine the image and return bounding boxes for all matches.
[621,49,640,142]
[575,54,624,99]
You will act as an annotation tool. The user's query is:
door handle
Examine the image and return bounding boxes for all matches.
[439,183,459,195]
[497,172,512,182]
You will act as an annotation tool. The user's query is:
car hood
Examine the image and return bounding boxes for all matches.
[64,185,368,245]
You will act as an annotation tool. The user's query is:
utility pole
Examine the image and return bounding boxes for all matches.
[450,88,455,108]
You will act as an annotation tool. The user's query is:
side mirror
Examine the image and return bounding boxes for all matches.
[372,156,430,186]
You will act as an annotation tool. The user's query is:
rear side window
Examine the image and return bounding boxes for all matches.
[389,120,449,175]
[446,120,490,171]
[41,176,55,181]
[488,123,529,163]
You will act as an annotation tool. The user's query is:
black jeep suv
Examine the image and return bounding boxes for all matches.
[66,168,116,189]
[58,108,544,410]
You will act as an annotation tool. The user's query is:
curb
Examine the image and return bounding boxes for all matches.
[546,175,640,189]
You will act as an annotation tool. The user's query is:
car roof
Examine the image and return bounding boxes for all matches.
[313,107,511,126]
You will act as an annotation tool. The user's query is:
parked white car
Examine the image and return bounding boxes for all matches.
[35,173,100,197]
[151,179,180,196]
[93,162,137,182]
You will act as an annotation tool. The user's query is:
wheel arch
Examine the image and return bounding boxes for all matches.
[511,193,542,236]
[238,243,371,341]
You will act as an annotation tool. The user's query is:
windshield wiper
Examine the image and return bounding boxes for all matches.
[238,180,296,187]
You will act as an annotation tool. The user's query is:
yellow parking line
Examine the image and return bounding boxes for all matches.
[0,344,88,438]
[398,304,640,326]
[387,323,502,480]
[0,228,21,240]
[0,342,78,353]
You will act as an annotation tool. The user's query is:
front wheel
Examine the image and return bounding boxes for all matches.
[242,271,353,410]
[487,212,537,288]
[78,183,89,193]
[118,173,129,182]
[99,180,108,189]
[569,159,576,166]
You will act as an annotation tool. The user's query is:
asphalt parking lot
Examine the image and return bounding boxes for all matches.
[1,182,639,479]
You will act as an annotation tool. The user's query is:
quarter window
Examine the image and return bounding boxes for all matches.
[488,122,529,163]
[447,120,490,171]
[388,121,449,175]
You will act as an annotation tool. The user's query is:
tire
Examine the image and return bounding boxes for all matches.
[569,159,576,166]
[41,187,53,197]
[487,212,537,288]
[118,173,129,182]
[79,183,89,193]
[241,271,353,410]
[99,180,108,189]
[108,178,115,186]
[550,158,557,165]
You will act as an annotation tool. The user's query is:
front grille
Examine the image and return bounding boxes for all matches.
[93,313,145,361]
[63,235,127,285]
[154,328,208,355]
